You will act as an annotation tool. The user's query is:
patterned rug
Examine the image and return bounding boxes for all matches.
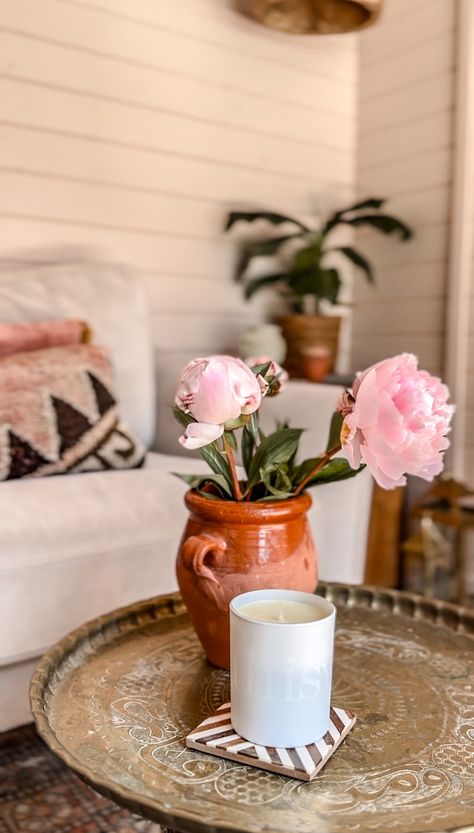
[0,724,163,833]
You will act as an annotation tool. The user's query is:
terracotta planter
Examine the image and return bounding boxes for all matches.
[176,490,317,669]
[280,314,341,378]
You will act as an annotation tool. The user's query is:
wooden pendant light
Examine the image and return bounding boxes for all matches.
[248,0,382,34]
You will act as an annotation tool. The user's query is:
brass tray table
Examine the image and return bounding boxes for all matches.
[30,583,474,833]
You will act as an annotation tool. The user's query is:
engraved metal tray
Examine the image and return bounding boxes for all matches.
[30,584,474,833]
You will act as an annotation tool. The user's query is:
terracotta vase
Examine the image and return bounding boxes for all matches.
[279,314,341,378]
[176,490,317,669]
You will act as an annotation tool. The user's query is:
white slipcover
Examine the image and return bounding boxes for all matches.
[0,453,206,666]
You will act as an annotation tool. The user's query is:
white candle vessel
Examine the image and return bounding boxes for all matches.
[230,589,336,747]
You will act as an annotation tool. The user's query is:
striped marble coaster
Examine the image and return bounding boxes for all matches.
[186,702,356,782]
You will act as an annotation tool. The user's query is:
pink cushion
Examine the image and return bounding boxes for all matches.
[0,319,88,358]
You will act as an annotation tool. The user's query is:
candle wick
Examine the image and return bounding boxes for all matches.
[277,607,285,623]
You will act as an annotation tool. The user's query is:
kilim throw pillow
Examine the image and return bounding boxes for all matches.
[0,343,145,480]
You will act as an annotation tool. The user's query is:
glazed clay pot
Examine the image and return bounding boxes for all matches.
[176,490,317,669]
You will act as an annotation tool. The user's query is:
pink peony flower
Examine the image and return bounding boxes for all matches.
[175,355,262,449]
[340,353,454,489]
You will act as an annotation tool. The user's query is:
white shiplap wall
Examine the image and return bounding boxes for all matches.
[0,0,357,357]
[351,0,456,378]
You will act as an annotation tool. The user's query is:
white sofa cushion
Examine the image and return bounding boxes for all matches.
[0,452,207,666]
[0,261,155,448]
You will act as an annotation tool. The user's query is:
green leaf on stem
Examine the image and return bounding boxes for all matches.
[247,412,261,445]
[246,428,302,491]
[173,406,195,427]
[241,425,255,476]
[257,492,296,501]
[307,459,365,486]
[249,361,272,377]
[198,443,233,491]
[326,411,344,452]
[332,214,413,239]
[332,246,374,284]
[334,197,386,217]
[293,456,324,486]
[223,430,238,451]
[172,472,233,498]
[244,273,287,299]
[225,211,310,233]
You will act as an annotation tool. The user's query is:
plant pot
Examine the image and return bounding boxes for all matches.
[176,490,317,669]
[279,314,341,378]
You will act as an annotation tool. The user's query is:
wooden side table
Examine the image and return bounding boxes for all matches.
[30,585,474,833]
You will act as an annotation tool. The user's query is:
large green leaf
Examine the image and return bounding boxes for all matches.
[293,242,321,272]
[246,428,302,491]
[288,263,341,303]
[314,268,341,304]
[307,459,365,486]
[333,213,413,240]
[332,246,374,284]
[258,492,296,502]
[288,268,319,297]
[293,456,324,486]
[244,273,286,300]
[323,198,386,233]
[241,425,255,476]
[225,211,310,233]
[326,411,344,452]
[198,443,233,491]
[172,472,233,497]
[234,236,298,281]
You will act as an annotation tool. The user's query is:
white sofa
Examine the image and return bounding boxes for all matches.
[0,262,373,731]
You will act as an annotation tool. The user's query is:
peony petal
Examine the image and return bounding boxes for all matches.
[179,422,224,449]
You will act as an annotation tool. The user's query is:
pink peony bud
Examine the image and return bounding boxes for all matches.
[336,390,355,417]
[245,356,289,396]
[175,355,262,448]
[340,353,454,489]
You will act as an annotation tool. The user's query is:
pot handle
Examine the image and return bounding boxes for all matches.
[181,534,227,585]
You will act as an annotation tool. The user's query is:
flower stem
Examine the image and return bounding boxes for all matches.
[293,443,342,496]
[223,435,243,501]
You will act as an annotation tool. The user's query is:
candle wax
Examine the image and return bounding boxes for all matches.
[238,599,324,623]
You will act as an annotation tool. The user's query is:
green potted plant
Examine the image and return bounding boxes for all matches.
[225,197,413,377]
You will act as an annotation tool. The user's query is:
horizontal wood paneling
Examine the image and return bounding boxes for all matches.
[0,0,357,93]
[351,334,443,376]
[0,31,355,158]
[0,78,354,186]
[0,124,343,211]
[359,73,454,136]
[0,0,357,355]
[358,150,451,196]
[353,298,444,336]
[59,0,358,87]
[352,0,454,385]
[358,114,452,170]
[359,32,454,101]
[354,261,447,302]
[360,0,453,67]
